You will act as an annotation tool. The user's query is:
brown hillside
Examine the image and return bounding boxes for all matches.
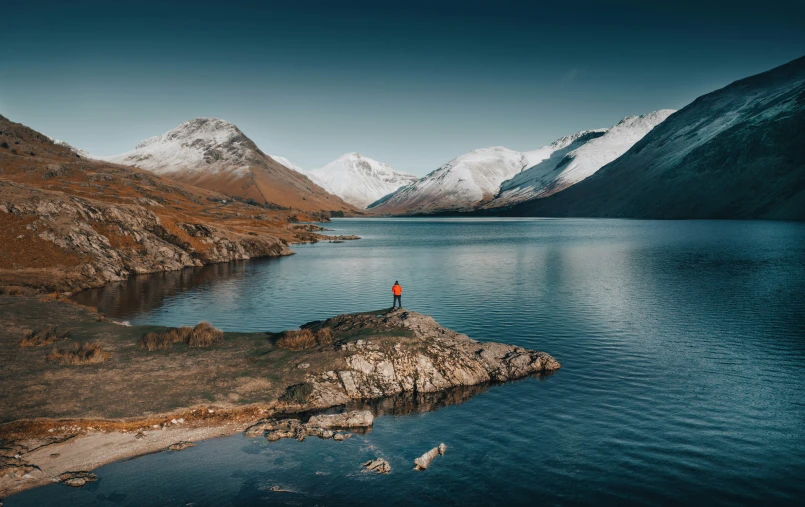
[0,115,343,293]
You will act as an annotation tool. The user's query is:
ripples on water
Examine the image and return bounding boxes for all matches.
[15,219,805,506]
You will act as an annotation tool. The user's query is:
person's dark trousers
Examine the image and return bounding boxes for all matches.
[393,295,402,308]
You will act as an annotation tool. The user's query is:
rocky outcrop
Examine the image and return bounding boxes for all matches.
[362,458,391,474]
[414,443,447,471]
[295,310,560,410]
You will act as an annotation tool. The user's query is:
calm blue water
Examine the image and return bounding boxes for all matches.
[13,218,805,506]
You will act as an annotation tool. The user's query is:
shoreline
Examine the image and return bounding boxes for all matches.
[0,376,547,499]
[0,299,560,499]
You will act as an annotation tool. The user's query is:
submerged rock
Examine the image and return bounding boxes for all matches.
[166,441,195,452]
[362,458,391,474]
[246,413,369,443]
[414,443,447,471]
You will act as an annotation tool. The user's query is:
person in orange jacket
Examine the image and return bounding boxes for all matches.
[392,281,402,309]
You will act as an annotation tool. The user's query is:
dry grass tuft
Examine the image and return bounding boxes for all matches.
[139,331,175,351]
[315,327,334,346]
[277,329,317,351]
[19,328,69,347]
[140,323,222,350]
[276,327,333,351]
[187,322,224,348]
[47,341,110,365]
[172,326,194,342]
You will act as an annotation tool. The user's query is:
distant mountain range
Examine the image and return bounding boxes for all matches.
[368,146,544,214]
[13,55,804,220]
[498,55,805,219]
[369,110,674,214]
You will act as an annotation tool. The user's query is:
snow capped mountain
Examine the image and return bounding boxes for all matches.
[368,146,550,214]
[105,118,254,176]
[307,153,417,208]
[46,136,93,159]
[104,118,356,212]
[485,110,675,208]
[502,56,805,219]
[369,109,674,215]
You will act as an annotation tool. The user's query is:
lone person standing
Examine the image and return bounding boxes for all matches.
[392,281,403,309]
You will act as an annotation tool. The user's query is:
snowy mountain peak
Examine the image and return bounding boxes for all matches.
[308,153,416,208]
[135,118,245,150]
[369,146,533,214]
[105,117,258,177]
[103,118,356,212]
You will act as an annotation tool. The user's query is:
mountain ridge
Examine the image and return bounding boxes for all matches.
[104,119,358,214]
[369,110,673,215]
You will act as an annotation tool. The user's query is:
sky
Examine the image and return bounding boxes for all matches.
[1,0,804,176]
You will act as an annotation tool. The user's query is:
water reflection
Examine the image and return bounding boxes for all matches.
[73,259,265,318]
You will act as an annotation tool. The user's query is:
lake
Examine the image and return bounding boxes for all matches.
[11,218,805,506]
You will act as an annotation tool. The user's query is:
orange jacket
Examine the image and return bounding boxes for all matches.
[392,284,402,296]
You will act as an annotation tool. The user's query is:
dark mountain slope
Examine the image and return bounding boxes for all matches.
[503,56,805,219]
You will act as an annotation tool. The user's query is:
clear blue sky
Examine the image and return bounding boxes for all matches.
[2,0,803,176]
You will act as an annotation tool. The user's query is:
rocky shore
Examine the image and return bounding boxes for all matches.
[0,114,359,294]
[0,298,559,498]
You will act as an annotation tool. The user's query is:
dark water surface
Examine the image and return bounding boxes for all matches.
[13,218,805,506]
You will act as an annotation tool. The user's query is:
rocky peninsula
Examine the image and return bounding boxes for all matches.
[0,296,559,498]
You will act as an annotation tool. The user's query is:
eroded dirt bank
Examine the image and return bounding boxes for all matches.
[0,296,559,498]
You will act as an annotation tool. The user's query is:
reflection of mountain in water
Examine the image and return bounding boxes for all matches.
[72,259,270,319]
